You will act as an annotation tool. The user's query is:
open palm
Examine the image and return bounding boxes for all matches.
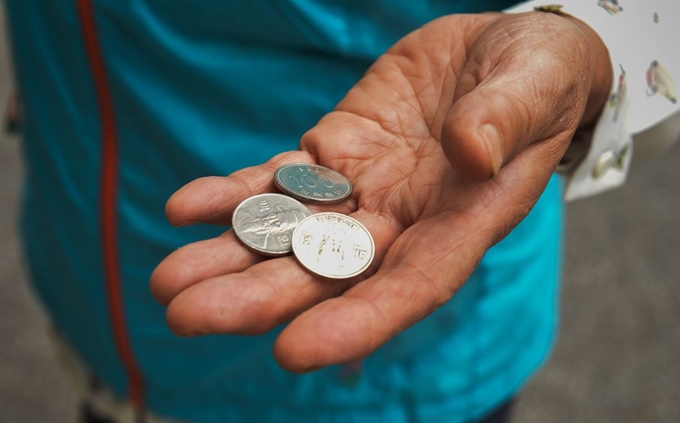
[151,12,611,372]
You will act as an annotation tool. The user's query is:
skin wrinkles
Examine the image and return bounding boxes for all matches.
[301,113,389,166]
[500,12,564,46]
[391,48,468,143]
[165,177,238,226]
[384,51,455,138]
[151,233,265,306]
[350,270,438,338]
[456,50,493,99]
[401,155,452,222]
[339,71,430,143]
[172,265,300,335]
[387,232,463,302]
[376,220,481,320]
[505,89,535,149]
[367,17,494,143]
[337,66,465,226]
[346,93,452,226]
[479,17,590,121]
[350,133,450,226]
[521,44,588,118]
[484,145,558,237]
[352,208,406,251]
[291,296,385,367]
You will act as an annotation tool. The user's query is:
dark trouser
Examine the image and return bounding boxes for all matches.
[81,399,515,423]
[480,398,515,423]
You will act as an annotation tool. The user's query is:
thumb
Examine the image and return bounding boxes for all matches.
[440,13,595,180]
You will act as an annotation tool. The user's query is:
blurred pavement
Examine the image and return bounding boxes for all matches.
[1,4,678,423]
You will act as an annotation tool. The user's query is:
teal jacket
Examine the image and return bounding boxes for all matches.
[7,1,563,422]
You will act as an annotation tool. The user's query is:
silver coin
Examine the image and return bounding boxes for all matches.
[232,193,311,256]
[274,163,352,204]
[292,212,374,279]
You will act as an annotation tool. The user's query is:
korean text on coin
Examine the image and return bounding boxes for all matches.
[274,163,352,204]
[292,212,374,279]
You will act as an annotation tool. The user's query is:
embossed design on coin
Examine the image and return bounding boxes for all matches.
[274,163,352,204]
[233,193,311,256]
[292,212,374,279]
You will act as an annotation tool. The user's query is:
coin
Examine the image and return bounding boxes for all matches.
[292,212,374,279]
[232,193,311,256]
[274,163,352,204]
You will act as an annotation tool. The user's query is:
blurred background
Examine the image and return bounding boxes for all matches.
[1,4,678,423]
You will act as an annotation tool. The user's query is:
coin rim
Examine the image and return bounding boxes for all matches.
[232,193,312,257]
[273,163,353,205]
[291,212,375,279]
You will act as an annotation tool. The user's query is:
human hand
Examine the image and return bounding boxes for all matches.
[151,12,612,372]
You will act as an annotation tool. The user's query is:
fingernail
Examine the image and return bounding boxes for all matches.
[479,124,503,178]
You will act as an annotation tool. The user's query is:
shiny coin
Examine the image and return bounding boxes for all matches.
[232,193,311,256]
[292,212,374,279]
[274,163,352,204]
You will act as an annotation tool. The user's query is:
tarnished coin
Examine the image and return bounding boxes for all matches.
[232,193,311,256]
[292,212,374,279]
[274,163,352,204]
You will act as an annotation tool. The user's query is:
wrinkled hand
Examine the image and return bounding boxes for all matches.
[151,12,611,372]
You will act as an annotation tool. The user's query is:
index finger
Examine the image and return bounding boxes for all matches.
[165,151,312,226]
